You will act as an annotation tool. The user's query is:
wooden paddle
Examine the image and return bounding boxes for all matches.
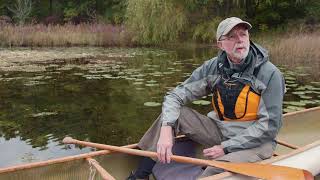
[63,137,314,180]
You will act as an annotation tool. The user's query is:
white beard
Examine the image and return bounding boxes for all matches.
[231,44,250,60]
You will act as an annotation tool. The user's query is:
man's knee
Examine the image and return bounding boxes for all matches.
[199,166,225,178]
[179,106,193,117]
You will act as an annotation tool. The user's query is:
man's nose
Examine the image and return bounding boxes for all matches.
[235,35,244,43]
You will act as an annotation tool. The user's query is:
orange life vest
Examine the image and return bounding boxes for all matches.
[212,78,260,121]
[212,48,262,121]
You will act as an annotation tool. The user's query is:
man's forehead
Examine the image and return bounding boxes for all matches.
[228,25,249,34]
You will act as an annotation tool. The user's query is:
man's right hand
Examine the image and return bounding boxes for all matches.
[157,126,173,164]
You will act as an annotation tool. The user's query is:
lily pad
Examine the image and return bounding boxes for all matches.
[133,82,143,85]
[144,102,161,107]
[286,84,298,88]
[285,80,296,84]
[296,86,307,91]
[146,80,157,83]
[310,87,320,91]
[135,79,145,82]
[286,106,305,111]
[192,100,211,106]
[24,81,46,86]
[285,71,296,76]
[310,82,320,86]
[132,74,145,78]
[298,95,312,99]
[150,72,163,77]
[283,108,296,113]
[32,112,58,117]
[83,75,102,80]
[304,85,315,90]
[285,76,296,81]
[125,77,136,80]
[292,91,306,95]
[297,73,310,77]
[145,83,159,87]
[136,87,145,91]
[300,100,317,105]
[285,101,306,106]
[163,71,174,75]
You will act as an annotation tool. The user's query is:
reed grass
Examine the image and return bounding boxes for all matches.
[0,23,134,47]
[258,32,320,63]
[255,31,320,80]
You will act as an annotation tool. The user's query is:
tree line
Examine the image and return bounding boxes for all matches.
[0,0,125,25]
[0,0,319,44]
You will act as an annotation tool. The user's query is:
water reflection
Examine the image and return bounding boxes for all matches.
[0,46,319,167]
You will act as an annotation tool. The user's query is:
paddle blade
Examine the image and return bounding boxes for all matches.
[208,161,314,180]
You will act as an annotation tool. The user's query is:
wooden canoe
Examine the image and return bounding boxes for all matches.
[0,106,319,180]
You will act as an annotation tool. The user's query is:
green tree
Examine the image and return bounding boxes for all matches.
[126,0,187,45]
[8,0,33,25]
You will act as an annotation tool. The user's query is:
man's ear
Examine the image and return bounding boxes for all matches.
[217,41,223,50]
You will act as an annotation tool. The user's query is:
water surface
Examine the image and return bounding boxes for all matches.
[0,46,319,167]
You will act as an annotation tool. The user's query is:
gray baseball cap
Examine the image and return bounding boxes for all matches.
[216,17,252,41]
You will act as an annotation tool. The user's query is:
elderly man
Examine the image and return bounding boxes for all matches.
[128,17,285,179]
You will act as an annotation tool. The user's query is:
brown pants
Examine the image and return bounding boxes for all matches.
[138,107,274,178]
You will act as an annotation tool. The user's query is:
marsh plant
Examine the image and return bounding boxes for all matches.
[0,23,133,47]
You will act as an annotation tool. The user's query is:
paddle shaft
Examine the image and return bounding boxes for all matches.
[67,138,211,167]
[63,137,314,180]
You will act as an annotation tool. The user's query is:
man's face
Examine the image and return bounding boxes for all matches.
[217,25,250,63]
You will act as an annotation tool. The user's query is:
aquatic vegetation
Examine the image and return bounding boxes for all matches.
[192,100,211,106]
[284,101,306,106]
[163,71,174,75]
[24,80,46,86]
[146,80,157,83]
[298,95,313,99]
[133,82,144,85]
[82,75,102,80]
[311,82,320,86]
[286,84,298,88]
[31,112,58,117]
[136,87,145,91]
[143,102,161,107]
[300,100,318,105]
[292,91,306,95]
[135,79,145,82]
[284,76,296,81]
[145,83,159,87]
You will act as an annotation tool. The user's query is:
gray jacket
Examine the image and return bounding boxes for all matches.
[161,42,286,152]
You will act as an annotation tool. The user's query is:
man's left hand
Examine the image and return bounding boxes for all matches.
[203,145,225,159]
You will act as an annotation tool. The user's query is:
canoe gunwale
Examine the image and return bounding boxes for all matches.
[0,144,138,174]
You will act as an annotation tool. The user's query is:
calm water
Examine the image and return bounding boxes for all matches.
[0,46,319,168]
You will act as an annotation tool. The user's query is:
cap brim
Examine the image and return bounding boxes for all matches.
[222,22,252,36]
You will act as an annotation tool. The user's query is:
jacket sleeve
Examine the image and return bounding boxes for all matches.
[161,59,217,126]
[221,69,285,152]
